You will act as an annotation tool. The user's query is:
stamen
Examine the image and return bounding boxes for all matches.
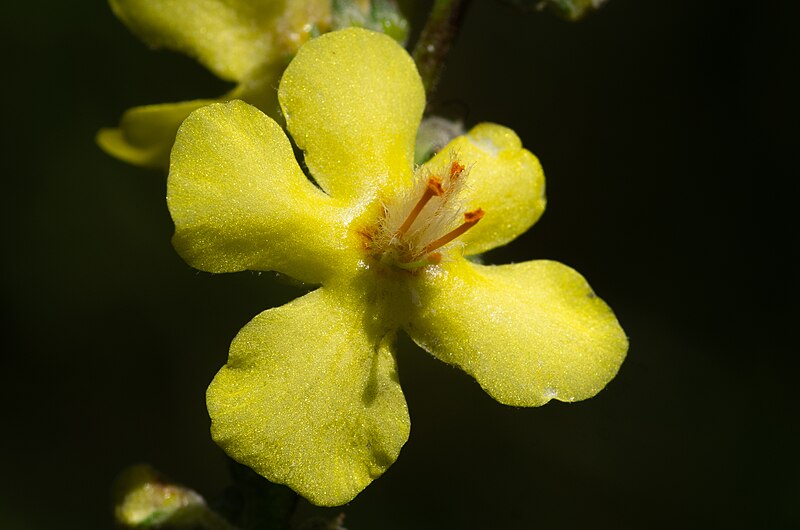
[422,208,485,254]
[395,176,444,237]
[449,160,465,180]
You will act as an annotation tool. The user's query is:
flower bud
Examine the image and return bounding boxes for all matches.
[113,465,207,528]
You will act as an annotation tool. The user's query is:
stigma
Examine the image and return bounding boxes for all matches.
[361,158,484,271]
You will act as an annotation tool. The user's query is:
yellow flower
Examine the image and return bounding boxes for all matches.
[168,28,628,506]
[97,0,331,169]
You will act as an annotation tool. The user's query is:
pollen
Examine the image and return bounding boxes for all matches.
[449,160,465,180]
[365,156,484,270]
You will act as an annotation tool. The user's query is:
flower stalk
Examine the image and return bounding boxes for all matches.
[224,460,298,530]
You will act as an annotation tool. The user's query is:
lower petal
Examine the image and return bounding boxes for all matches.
[406,259,627,407]
[207,287,409,506]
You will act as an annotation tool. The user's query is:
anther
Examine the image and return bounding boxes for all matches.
[396,176,444,237]
[449,161,465,180]
[422,208,485,254]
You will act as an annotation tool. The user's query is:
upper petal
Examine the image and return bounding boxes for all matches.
[207,286,410,506]
[406,259,627,407]
[279,28,425,203]
[98,63,286,170]
[97,99,216,169]
[421,123,546,255]
[110,0,329,81]
[167,100,351,284]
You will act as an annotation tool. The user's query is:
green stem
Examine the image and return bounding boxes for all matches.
[221,460,299,530]
[412,0,473,102]
[192,505,244,530]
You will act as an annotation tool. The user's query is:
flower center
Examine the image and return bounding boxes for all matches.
[361,159,484,270]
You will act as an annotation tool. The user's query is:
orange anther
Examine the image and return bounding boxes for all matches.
[427,176,444,195]
[427,252,442,265]
[464,208,484,223]
[449,161,465,179]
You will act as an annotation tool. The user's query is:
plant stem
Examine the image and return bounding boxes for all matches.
[412,0,473,103]
[221,460,299,530]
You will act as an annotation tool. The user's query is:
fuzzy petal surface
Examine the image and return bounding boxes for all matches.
[109,0,328,81]
[98,99,216,169]
[279,27,425,202]
[406,259,627,407]
[207,287,410,506]
[168,100,350,284]
[423,123,546,255]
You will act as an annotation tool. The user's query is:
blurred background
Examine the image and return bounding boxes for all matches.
[2,0,798,528]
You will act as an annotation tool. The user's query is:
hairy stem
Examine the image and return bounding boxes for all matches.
[412,0,473,102]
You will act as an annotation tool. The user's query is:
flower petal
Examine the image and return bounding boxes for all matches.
[97,66,286,170]
[406,259,627,407]
[207,287,409,506]
[97,99,216,169]
[110,0,328,81]
[167,100,350,284]
[279,28,425,202]
[423,123,546,255]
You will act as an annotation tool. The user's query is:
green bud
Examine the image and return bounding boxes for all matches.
[500,0,609,21]
[414,116,466,165]
[332,0,410,44]
[112,465,234,530]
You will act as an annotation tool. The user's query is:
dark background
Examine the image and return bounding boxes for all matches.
[3,0,798,528]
